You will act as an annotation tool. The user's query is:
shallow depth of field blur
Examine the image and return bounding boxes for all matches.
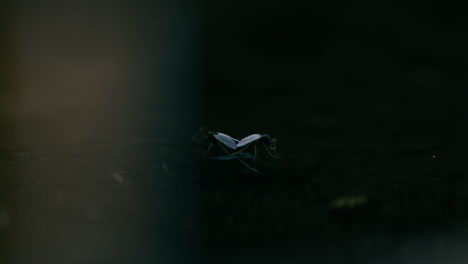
[2,1,468,264]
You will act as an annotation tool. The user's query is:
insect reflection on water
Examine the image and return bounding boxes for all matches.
[192,128,280,173]
[329,195,367,209]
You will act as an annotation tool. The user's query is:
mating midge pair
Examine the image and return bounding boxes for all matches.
[206,131,280,159]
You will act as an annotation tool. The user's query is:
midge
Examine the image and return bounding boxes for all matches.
[207,131,239,153]
[192,127,239,154]
[236,134,280,159]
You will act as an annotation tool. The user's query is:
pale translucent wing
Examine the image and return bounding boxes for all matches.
[213,132,238,149]
[237,134,262,147]
[216,132,239,142]
[215,132,239,142]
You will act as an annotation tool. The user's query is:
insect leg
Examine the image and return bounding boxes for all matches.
[236,157,261,174]
[204,142,213,155]
[217,140,232,154]
[262,142,281,158]
[225,145,250,156]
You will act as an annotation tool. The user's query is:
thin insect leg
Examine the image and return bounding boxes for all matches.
[217,140,232,155]
[225,145,250,156]
[271,146,280,158]
[270,139,281,158]
[236,157,261,174]
[262,142,281,158]
[269,141,281,158]
[268,147,281,158]
[217,140,249,156]
[203,142,213,155]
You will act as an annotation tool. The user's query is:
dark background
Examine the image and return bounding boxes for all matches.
[1,1,468,263]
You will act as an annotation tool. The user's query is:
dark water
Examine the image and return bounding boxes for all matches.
[2,1,468,264]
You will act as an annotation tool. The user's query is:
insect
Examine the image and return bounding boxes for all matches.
[236,134,280,159]
[193,128,280,173]
[192,127,239,154]
[206,131,239,154]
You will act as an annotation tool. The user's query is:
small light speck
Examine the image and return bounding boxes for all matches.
[432,155,436,159]
[161,162,169,174]
[111,170,125,183]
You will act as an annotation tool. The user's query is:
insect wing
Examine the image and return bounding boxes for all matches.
[213,132,238,149]
[237,134,262,147]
